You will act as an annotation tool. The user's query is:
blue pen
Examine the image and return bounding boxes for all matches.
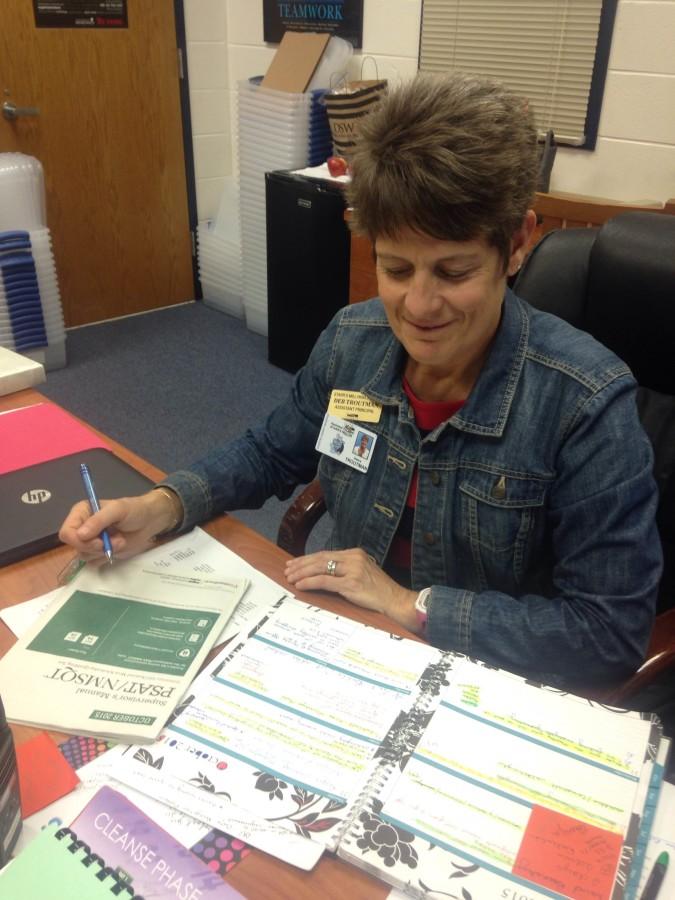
[80,463,113,564]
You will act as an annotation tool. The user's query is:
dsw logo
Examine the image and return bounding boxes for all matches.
[21,489,51,505]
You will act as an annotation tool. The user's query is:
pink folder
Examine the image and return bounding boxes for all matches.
[0,402,109,476]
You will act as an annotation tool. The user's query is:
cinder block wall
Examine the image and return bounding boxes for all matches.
[185,0,675,220]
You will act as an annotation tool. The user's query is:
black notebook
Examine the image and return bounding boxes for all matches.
[0,448,153,567]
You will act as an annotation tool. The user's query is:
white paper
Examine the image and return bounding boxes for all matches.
[0,590,61,638]
[115,527,291,644]
[291,163,350,184]
[14,745,210,855]
[1,528,289,645]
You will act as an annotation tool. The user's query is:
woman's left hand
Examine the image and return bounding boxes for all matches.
[284,548,420,634]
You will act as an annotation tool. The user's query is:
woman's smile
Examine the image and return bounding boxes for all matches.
[405,318,452,330]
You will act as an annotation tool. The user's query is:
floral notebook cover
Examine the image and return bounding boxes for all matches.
[106,597,661,898]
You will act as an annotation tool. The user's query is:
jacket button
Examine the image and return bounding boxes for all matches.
[431,471,441,486]
[423,532,436,546]
[492,475,506,500]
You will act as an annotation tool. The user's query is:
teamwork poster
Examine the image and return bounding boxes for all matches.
[263,0,363,47]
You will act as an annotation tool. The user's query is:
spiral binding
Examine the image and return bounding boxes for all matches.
[337,653,456,851]
[54,827,145,900]
[334,755,397,851]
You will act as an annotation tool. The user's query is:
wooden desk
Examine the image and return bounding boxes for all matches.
[0,389,399,899]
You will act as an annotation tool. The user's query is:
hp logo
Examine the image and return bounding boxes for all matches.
[21,489,51,505]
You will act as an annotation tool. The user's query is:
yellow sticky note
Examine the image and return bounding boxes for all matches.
[328,390,382,423]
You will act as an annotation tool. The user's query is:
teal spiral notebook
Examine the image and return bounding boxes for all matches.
[0,823,144,900]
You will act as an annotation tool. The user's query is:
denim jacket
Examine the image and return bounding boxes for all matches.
[164,293,662,689]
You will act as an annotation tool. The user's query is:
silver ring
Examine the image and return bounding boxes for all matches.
[326,559,337,577]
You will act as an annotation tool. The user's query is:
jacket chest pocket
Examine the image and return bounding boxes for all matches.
[458,471,547,590]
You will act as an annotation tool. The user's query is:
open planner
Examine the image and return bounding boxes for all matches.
[106,596,667,900]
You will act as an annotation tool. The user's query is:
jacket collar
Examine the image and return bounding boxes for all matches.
[361,290,529,438]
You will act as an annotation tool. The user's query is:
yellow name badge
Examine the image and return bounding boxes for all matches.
[328,390,382,423]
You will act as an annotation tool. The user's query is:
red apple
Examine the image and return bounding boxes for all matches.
[326,155,348,177]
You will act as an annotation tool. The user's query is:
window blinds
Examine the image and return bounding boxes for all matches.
[419,0,604,145]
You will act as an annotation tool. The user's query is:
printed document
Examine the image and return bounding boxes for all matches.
[0,559,249,742]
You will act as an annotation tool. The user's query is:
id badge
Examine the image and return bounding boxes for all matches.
[316,414,378,474]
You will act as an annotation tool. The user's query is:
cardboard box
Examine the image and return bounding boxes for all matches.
[261,31,330,93]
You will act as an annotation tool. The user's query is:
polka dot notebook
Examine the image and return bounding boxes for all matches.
[191,830,251,876]
[58,735,113,770]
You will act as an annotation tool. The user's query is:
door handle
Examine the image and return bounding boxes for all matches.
[2,101,40,121]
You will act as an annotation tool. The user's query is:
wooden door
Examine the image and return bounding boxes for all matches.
[0,1,194,326]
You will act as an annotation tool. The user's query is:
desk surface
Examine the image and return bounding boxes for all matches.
[0,389,407,898]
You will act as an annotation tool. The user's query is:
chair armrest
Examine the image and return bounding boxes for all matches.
[603,607,675,705]
[277,480,327,557]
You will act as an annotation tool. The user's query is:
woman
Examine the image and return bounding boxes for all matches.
[60,73,661,690]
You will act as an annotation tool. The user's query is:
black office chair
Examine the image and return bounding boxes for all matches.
[277,211,675,725]
[511,211,675,755]
[512,211,675,616]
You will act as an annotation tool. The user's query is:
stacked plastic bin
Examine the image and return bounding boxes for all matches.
[197,178,244,319]
[0,154,66,369]
[237,77,333,336]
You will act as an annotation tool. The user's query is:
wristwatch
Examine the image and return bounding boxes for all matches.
[415,588,432,631]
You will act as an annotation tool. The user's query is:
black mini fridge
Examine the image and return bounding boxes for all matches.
[266,171,351,373]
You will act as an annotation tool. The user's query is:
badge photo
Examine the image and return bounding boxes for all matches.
[352,431,373,460]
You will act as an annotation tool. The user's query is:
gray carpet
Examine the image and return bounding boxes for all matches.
[39,301,329,548]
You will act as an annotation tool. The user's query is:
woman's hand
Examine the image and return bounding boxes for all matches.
[58,489,180,562]
[284,548,421,634]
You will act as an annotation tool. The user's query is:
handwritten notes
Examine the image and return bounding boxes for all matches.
[513,805,623,900]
